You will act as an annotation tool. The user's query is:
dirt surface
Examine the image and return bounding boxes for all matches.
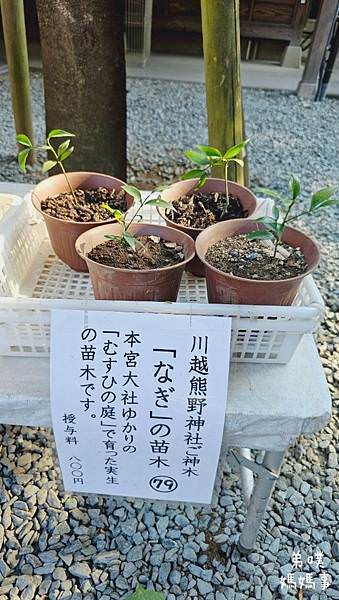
[167,191,247,229]
[40,187,127,222]
[88,235,185,270]
[205,234,308,280]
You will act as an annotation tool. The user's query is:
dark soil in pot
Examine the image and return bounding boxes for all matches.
[41,187,126,222]
[205,235,308,280]
[88,236,184,270]
[168,190,247,228]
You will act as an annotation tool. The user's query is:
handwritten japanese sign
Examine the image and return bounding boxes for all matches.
[50,310,231,504]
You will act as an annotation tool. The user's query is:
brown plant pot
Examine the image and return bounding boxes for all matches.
[158,178,258,277]
[75,222,195,301]
[195,219,320,306]
[32,172,134,272]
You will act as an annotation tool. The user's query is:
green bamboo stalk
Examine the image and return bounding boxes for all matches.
[201,0,247,183]
[1,0,35,164]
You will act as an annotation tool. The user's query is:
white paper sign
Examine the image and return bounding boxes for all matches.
[50,310,231,504]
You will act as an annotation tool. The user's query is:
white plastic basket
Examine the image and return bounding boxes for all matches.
[0,193,324,363]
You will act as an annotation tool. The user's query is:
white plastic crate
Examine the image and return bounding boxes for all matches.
[0,193,325,362]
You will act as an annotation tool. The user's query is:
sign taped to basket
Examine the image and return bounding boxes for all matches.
[50,310,231,503]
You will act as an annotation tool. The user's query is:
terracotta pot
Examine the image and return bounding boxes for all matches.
[75,222,195,301]
[157,178,258,277]
[32,172,133,272]
[195,219,320,306]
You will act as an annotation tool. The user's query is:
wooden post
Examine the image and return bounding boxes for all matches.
[200,0,247,184]
[36,0,127,179]
[1,0,35,163]
[297,0,339,99]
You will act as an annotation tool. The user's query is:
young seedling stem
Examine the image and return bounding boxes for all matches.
[102,184,175,251]
[16,129,76,200]
[248,176,338,258]
[181,139,249,212]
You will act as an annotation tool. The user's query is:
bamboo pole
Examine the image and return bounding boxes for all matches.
[1,0,35,163]
[201,0,247,184]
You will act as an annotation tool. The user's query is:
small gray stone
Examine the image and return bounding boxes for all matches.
[93,550,120,565]
[121,519,138,537]
[127,546,143,562]
[183,545,197,562]
[116,535,132,555]
[197,579,213,595]
[332,541,339,559]
[69,563,91,579]
[267,575,281,590]
[169,570,181,585]
[156,516,169,537]
[300,481,311,496]
[53,568,67,582]
[16,575,34,591]
[38,551,58,564]
[269,539,280,554]
[144,511,155,528]
[174,514,189,528]
[282,507,295,526]
[23,485,39,499]
[47,489,61,510]
[150,549,165,567]
[289,491,304,507]
[238,561,255,576]
[158,562,171,585]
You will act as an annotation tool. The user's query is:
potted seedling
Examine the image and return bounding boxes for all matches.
[196,176,338,306]
[75,184,195,301]
[158,140,257,276]
[17,130,133,271]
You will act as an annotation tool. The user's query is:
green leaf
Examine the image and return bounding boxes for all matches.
[16,133,32,147]
[47,129,75,139]
[231,158,244,167]
[105,234,120,241]
[247,229,274,241]
[255,188,281,199]
[289,175,301,201]
[310,186,337,211]
[181,168,205,180]
[184,149,209,166]
[122,184,142,202]
[223,139,249,160]
[145,197,174,209]
[123,231,137,251]
[57,139,70,158]
[254,216,278,228]
[129,584,166,600]
[196,173,207,190]
[113,209,125,223]
[18,148,31,173]
[60,146,74,162]
[311,198,339,211]
[196,145,222,158]
[42,160,57,173]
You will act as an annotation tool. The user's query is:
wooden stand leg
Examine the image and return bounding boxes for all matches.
[238,450,285,553]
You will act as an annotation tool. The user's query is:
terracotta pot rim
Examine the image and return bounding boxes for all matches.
[157,177,257,232]
[76,222,196,274]
[196,221,321,284]
[32,171,131,226]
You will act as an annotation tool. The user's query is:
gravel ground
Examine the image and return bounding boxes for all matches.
[0,72,338,599]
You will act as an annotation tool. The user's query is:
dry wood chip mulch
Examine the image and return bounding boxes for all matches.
[168,191,247,229]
